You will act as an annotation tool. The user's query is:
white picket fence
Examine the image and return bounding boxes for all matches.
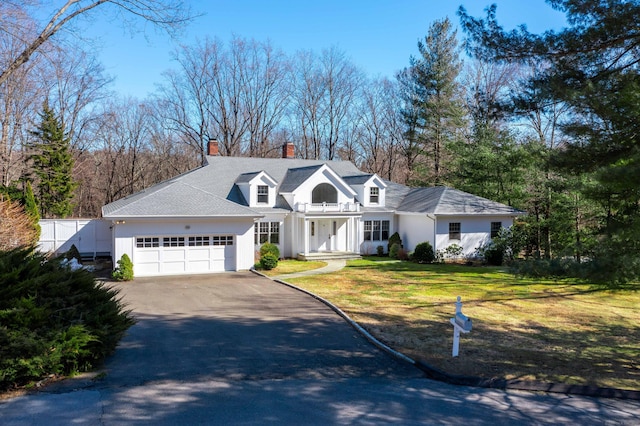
[38,219,112,259]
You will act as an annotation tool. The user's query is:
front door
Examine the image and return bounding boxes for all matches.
[318,220,332,251]
[309,219,333,252]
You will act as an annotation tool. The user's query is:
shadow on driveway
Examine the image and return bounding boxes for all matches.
[103,272,423,387]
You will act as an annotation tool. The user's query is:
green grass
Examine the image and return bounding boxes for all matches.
[288,257,640,390]
[258,259,328,277]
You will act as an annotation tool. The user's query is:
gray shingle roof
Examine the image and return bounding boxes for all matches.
[279,165,324,192]
[397,186,523,215]
[102,155,522,219]
[103,156,361,218]
[102,181,260,218]
[342,174,373,185]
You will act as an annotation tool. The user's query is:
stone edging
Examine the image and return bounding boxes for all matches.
[251,269,640,401]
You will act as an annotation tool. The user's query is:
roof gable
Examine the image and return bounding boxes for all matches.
[343,174,387,188]
[235,170,278,186]
[279,163,357,197]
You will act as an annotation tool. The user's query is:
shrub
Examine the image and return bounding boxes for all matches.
[64,244,81,261]
[376,245,384,256]
[112,253,134,281]
[388,232,402,253]
[444,244,464,259]
[260,253,278,270]
[413,241,435,263]
[0,246,134,391]
[483,244,504,266]
[0,198,39,250]
[259,242,280,260]
[397,247,410,261]
[389,243,401,259]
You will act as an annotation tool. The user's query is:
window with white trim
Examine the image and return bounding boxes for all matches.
[188,236,210,246]
[163,237,185,247]
[257,185,269,203]
[369,187,379,204]
[491,222,502,238]
[255,221,280,245]
[364,220,390,241]
[136,237,159,248]
[449,223,461,240]
[212,235,234,245]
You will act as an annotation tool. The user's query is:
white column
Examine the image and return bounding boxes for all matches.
[304,218,309,255]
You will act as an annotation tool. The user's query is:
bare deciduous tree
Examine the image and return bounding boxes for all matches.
[289,47,363,160]
[0,0,192,85]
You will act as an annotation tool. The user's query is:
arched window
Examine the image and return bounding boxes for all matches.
[312,183,337,203]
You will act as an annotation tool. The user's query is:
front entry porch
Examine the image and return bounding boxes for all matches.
[292,213,361,260]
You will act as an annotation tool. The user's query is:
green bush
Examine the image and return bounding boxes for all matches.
[484,244,504,266]
[389,243,401,259]
[64,244,81,261]
[112,253,134,281]
[259,242,280,260]
[413,241,435,263]
[444,244,464,259]
[259,253,278,270]
[388,232,402,253]
[376,245,384,256]
[0,247,134,391]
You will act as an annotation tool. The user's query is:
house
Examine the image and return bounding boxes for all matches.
[102,141,523,277]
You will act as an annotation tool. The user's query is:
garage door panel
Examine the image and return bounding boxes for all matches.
[162,261,187,274]
[188,248,210,261]
[163,249,186,261]
[137,250,160,263]
[188,260,211,272]
[136,262,161,276]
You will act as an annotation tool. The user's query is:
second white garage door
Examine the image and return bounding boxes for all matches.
[133,235,236,276]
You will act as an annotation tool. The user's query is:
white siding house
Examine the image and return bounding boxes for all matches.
[100,141,523,277]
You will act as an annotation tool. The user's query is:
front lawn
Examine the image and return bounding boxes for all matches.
[287,257,640,390]
[258,259,327,277]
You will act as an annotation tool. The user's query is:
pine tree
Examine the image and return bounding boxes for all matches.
[24,181,41,239]
[397,17,466,186]
[29,102,77,218]
[460,0,640,283]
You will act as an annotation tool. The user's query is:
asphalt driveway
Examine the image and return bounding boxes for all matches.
[102,271,422,385]
[2,272,639,425]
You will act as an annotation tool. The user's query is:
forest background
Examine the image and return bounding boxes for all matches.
[1,0,638,284]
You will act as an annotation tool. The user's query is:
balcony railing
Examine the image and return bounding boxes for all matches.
[295,202,360,213]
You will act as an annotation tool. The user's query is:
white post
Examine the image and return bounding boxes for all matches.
[451,296,467,358]
[452,327,461,357]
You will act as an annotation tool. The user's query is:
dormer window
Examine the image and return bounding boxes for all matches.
[370,187,379,204]
[257,185,269,203]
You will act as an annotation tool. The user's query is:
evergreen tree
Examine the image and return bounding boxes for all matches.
[460,0,640,283]
[447,124,527,208]
[24,181,41,239]
[29,102,77,218]
[397,17,466,186]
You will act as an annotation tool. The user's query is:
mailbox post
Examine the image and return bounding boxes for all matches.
[450,296,472,357]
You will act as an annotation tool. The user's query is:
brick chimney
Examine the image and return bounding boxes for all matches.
[207,139,219,156]
[282,142,295,159]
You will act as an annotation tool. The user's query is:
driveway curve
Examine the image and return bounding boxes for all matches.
[2,272,639,425]
[103,271,422,385]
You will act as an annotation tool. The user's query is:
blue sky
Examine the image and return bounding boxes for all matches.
[78,0,567,99]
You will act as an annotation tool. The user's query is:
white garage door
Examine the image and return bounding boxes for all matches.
[133,235,236,276]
